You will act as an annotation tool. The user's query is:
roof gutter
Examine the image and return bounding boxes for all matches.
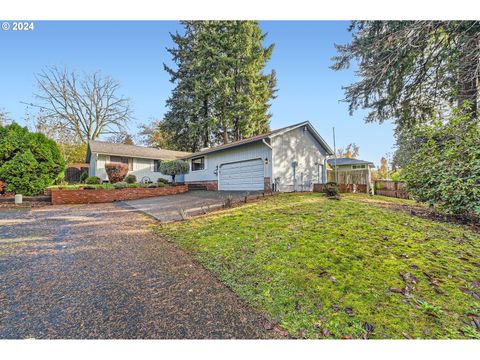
[262,138,272,149]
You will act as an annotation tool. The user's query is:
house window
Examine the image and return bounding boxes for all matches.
[191,157,205,171]
[154,160,161,172]
[352,164,366,169]
[110,156,133,171]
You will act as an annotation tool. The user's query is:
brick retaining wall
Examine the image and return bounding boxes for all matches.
[186,181,218,191]
[51,185,188,205]
[264,177,271,193]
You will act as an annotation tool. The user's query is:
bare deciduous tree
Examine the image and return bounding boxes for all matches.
[106,131,135,145]
[336,143,360,158]
[27,66,133,143]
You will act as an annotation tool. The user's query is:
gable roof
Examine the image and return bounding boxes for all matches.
[86,140,191,162]
[327,158,374,167]
[182,121,334,159]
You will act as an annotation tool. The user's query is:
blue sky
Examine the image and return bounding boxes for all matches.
[0,21,395,165]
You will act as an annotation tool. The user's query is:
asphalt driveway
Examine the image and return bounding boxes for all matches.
[121,190,261,222]
[0,203,276,339]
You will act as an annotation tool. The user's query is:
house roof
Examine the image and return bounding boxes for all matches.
[86,140,191,162]
[327,158,374,167]
[182,121,334,159]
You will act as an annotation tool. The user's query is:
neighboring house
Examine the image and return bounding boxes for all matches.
[327,157,375,188]
[182,121,334,192]
[86,141,190,183]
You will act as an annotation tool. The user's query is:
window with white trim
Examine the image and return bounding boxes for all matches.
[110,156,133,171]
[191,157,205,171]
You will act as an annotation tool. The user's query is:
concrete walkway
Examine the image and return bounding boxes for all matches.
[121,190,261,222]
[0,203,276,339]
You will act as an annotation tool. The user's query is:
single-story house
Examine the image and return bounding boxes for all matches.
[86,141,190,183]
[182,121,333,192]
[327,157,375,188]
[86,121,334,192]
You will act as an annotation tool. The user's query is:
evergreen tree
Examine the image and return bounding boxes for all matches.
[162,21,277,152]
[331,21,480,129]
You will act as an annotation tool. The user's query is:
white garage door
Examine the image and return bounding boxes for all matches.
[219,159,264,191]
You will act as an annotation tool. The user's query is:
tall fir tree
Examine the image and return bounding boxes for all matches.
[162,21,277,152]
[331,21,480,129]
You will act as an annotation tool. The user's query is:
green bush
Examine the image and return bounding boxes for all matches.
[157,177,169,184]
[85,176,101,184]
[389,170,403,182]
[159,160,189,182]
[80,171,89,183]
[0,123,65,195]
[324,182,340,197]
[401,105,480,217]
[125,174,137,184]
[156,182,165,187]
[113,181,128,189]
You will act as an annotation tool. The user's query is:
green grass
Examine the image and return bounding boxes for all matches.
[156,193,480,339]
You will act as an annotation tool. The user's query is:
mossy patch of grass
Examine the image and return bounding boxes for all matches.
[156,193,480,339]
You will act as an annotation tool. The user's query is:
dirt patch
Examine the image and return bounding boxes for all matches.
[358,197,480,232]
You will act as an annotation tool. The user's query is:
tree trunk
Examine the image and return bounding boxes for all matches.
[457,39,478,118]
[203,96,209,147]
[223,123,228,144]
[233,117,240,141]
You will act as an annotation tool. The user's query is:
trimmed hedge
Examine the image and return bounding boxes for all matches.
[159,160,189,182]
[125,174,137,184]
[85,176,101,184]
[0,123,65,195]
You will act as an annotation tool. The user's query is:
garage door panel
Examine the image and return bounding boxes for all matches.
[220,170,264,179]
[221,164,263,173]
[219,159,264,191]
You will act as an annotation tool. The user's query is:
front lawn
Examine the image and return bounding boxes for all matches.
[156,193,480,339]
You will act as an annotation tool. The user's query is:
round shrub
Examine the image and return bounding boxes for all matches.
[85,176,101,184]
[125,174,137,184]
[113,181,128,189]
[105,162,129,183]
[157,177,169,184]
[0,123,65,195]
[324,182,340,197]
[156,182,165,187]
[159,160,189,183]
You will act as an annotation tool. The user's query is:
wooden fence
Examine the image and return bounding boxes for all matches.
[374,180,409,199]
[327,169,369,185]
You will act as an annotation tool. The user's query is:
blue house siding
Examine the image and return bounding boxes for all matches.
[183,141,272,187]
